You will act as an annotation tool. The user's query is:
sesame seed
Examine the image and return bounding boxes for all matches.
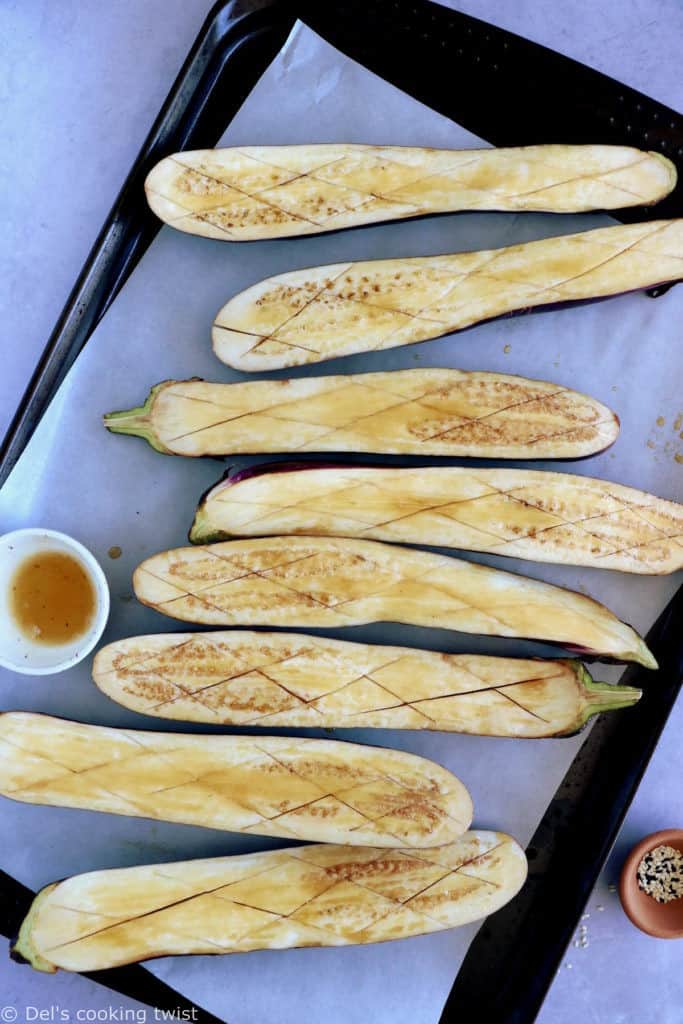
[637,844,683,904]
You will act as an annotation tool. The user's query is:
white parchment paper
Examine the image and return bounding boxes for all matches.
[1,20,682,1024]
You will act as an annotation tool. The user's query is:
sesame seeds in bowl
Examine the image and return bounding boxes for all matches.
[619,829,683,938]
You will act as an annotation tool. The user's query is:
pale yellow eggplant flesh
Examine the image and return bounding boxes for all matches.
[103,369,619,460]
[144,143,676,242]
[0,712,472,848]
[12,832,528,973]
[191,464,683,575]
[132,536,656,669]
[93,631,641,737]
[212,220,683,370]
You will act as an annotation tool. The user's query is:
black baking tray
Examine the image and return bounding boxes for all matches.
[1,1,682,1022]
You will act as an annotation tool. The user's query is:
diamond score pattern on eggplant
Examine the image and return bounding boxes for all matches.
[22,834,528,971]
[151,371,617,459]
[131,537,656,667]
[203,467,683,574]
[0,714,471,848]
[211,220,683,368]
[146,145,674,243]
[93,632,576,733]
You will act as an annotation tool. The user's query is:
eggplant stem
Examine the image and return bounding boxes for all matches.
[11,884,58,973]
[103,383,170,454]
[579,664,641,724]
[189,504,226,544]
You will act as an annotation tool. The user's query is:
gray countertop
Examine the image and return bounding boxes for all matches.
[1,1,682,1021]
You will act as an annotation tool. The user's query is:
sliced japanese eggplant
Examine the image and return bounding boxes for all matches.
[103,369,619,460]
[93,631,641,737]
[191,463,683,575]
[133,536,656,668]
[0,712,471,848]
[212,220,683,369]
[12,832,527,972]
[144,143,675,241]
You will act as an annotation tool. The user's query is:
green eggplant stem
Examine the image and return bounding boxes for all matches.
[103,383,169,454]
[578,663,641,726]
[188,503,225,544]
[11,884,57,973]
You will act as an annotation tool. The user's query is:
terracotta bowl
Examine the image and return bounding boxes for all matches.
[619,829,683,938]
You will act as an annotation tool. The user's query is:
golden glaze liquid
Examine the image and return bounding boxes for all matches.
[9,550,96,645]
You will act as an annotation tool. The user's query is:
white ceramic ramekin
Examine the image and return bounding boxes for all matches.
[0,528,110,675]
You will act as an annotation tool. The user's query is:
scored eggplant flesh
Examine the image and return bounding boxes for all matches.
[12,832,528,972]
[103,368,619,460]
[132,536,656,668]
[191,463,683,575]
[144,143,676,241]
[94,630,641,737]
[212,220,683,370]
[0,712,472,848]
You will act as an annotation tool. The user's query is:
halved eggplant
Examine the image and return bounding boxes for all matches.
[12,832,527,973]
[133,536,656,668]
[144,143,675,241]
[191,463,683,575]
[212,220,683,369]
[103,369,619,459]
[93,630,641,737]
[0,712,471,848]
